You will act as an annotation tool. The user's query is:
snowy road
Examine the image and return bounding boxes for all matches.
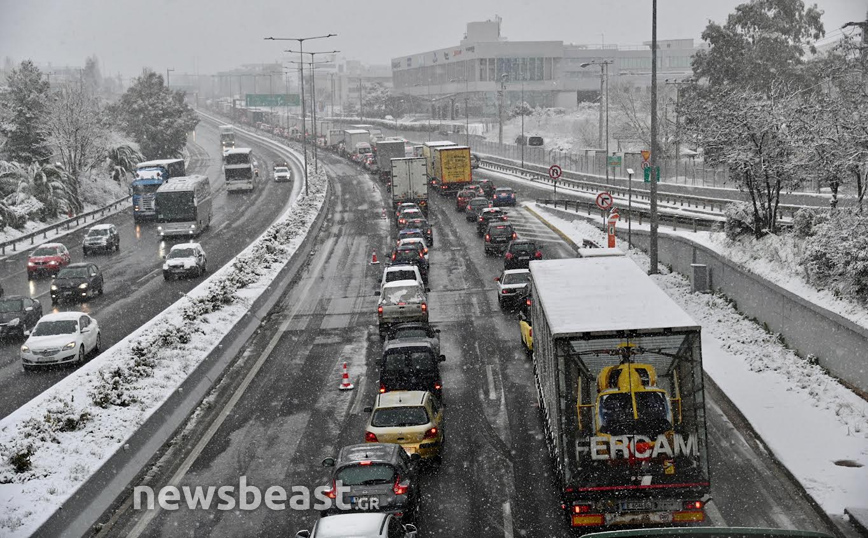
[96,147,837,537]
[0,120,302,419]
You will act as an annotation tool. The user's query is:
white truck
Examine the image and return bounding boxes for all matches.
[343,129,370,158]
[376,139,408,182]
[390,157,429,216]
[528,255,710,530]
[326,129,345,149]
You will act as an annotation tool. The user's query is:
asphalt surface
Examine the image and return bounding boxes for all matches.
[96,143,837,538]
[0,119,302,419]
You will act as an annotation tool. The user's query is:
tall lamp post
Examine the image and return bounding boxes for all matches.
[264,33,337,196]
[580,59,613,183]
[498,73,507,146]
[665,78,690,182]
[649,0,660,274]
[287,51,339,174]
[166,68,174,88]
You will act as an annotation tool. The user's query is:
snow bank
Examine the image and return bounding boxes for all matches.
[529,203,868,516]
[0,165,329,536]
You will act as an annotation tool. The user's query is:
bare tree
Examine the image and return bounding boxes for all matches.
[609,82,674,155]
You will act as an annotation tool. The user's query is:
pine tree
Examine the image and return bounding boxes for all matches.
[109,70,198,160]
[0,60,52,164]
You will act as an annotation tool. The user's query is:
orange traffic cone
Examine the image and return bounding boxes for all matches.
[370,250,379,265]
[339,362,354,391]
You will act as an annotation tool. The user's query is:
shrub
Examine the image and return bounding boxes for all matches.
[723,201,753,240]
[792,207,830,239]
[802,214,868,301]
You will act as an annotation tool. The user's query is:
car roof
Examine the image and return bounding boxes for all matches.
[312,513,390,537]
[38,312,87,322]
[503,269,531,277]
[495,187,514,192]
[33,243,64,250]
[170,242,202,250]
[481,207,503,213]
[376,390,429,408]
[384,264,419,273]
[337,443,403,465]
[89,224,114,231]
[399,228,423,234]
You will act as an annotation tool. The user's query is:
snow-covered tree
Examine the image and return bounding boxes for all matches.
[105,144,143,184]
[610,82,675,157]
[0,60,52,164]
[82,55,102,95]
[109,70,198,160]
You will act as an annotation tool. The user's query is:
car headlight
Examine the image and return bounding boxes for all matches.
[190,224,196,229]
[51,284,58,291]
[78,283,88,289]
[27,261,35,267]
[63,341,76,350]
[163,264,169,270]
[8,318,20,326]
[157,226,163,231]
[20,345,29,353]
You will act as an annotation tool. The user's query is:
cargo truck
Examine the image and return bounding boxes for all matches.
[376,140,408,182]
[431,145,472,195]
[528,255,710,530]
[391,157,429,216]
[132,158,186,222]
[326,129,345,150]
[343,129,370,158]
[422,140,455,188]
[219,125,235,151]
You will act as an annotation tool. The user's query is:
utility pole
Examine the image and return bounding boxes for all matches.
[649,0,660,274]
[287,54,338,174]
[358,74,363,121]
[166,68,174,88]
[498,73,507,146]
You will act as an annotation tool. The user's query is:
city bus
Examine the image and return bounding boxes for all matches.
[223,148,258,192]
[132,158,186,222]
[154,175,213,238]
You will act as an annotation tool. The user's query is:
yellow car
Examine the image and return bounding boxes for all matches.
[519,299,533,355]
[364,390,444,461]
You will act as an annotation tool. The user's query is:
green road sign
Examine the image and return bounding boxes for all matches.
[607,155,622,167]
[245,94,300,107]
[643,166,660,183]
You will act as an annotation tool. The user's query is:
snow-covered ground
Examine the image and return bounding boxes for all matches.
[0,154,327,536]
[530,202,868,516]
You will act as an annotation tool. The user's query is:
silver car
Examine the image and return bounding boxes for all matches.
[297,512,417,538]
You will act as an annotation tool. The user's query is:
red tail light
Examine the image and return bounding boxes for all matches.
[393,478,409,496]
[505,252,513,259]
[418,252,424,259]
[365,431,378,443]
[379,383,386,393]
[534,251,542,259]
[501,289,510,295]
[573,504,592,514]
[484,234,491,242]
[391,252,397,260]
[421,302,428,313]
[529,327,533,338]
[325,481,337,499]
[478,217,483,222]
[683,500,704,510]
[377,306,383,317]
[423,427,438,439]
[512,233,517,240]
[434,382,442,390]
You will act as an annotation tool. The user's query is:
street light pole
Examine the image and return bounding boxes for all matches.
[580,60,613,183]
[649,0,660,274]
[287,54,339,175]
[521,74,525,169]
[498,73,507,146]
[264,33,337,196]
[166,68,174,88]
[626,168,634,249]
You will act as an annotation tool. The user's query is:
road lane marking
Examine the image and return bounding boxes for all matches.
[502,501,514,538]
[135,268,162,285]
[486,364,497,401]
[705,497,725,526]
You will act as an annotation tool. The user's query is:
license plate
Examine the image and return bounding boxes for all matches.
[619,500,657,511]
[350,496,373,505]
[518,256,530,260]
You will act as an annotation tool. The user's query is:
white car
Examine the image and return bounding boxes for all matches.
[273,166,292,182]
[20,312,100,370]
[163,243,207,280]
[494,268,531,308]
[296,513,417,538]
[380,265,424,289]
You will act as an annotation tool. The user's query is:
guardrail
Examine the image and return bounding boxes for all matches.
[0,196,130,257]
[481,156,808,219]
[536,198,721,233]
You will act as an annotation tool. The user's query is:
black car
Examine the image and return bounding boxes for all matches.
[50,263,104,305]
[476,179,496,197]
[0,296,43,340]
[390,246,429,283]
[503,239,543,269]
[476,207,508,235]
[380,340,445,398]
[402,218,434,246]
[465,197,492,222]
[82,224,120,255]
[484,223,517,255]
[321,443,420,522]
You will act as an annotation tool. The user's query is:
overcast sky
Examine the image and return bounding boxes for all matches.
[0,0,863,78]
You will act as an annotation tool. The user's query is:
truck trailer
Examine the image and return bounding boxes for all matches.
[343,129,370,158]
[376,139,408,182]
[421,140,455,188]
[528,255,710,529]
[390,157,428,216]
[431,145,472,195]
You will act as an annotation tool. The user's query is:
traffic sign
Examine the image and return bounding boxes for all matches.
[641,161,651,170]
[607,155,622,167]
[595,192,614,211]
[641,150,651,162]
[643,166,660,183]
[548,164,562,180]
[245,94,300,107]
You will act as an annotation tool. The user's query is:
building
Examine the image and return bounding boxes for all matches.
[392,17,702,117]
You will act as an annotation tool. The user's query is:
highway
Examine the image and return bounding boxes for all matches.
[0,119,302,419]
[95,142,837,538]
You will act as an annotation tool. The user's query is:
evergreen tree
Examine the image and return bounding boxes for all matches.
[0,60,52,163]
[109,70,198,159]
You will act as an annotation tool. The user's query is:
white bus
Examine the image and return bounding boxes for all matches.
[223,148,258,192]
[154,175,213,238]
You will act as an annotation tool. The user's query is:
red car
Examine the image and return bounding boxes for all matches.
[27,243,71,279]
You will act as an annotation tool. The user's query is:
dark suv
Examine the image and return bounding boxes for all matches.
[390,246,429,283]
[82,224,120,255]
[503,239,543,269]
[465,197,491,222]
[0,296,42,340]
[321,443,420,522]
[484,223,517,255]
[379,340,445,398]
[476,179,496,197]
[51,263,104,304]
[476,207,508,235]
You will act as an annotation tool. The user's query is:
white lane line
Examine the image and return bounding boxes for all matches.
[705,497,725,526]
[486,364,497,401]
[502,500,514,538]
[127,306,296,537]
[135,268,162,285]
[349,374,369,415]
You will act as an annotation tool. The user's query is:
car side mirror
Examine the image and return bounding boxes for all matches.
[434,328,441,334]
[494,277,500,282]
[24,330,31,337]
[439,354,446,362]
[410,453,422,462]
[363,406,373,413]
[296,531,311,538]
[321,457,335,467]
[81,327,91,334]
[162,255,166,260]
[403,524,418,537]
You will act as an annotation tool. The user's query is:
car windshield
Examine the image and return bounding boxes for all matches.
[391,326,431,340]
[57,267,89,278]
[32,320,78,336]
[169,248,196,259]
[393,250,422,264]
[496,188,513,194]
[385,270,417,283]
[383,285,423,305]
[490,226,514,235]
[383,349,436,371]
[336,463,396,486]
[371,406,430,427]
[598,391,673,438]
[0,299,23,313]
[87,229,110,237]
[502,272,531,285]
[510,243,536,254]
[32,247,59,257]
[274,167,289,174]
